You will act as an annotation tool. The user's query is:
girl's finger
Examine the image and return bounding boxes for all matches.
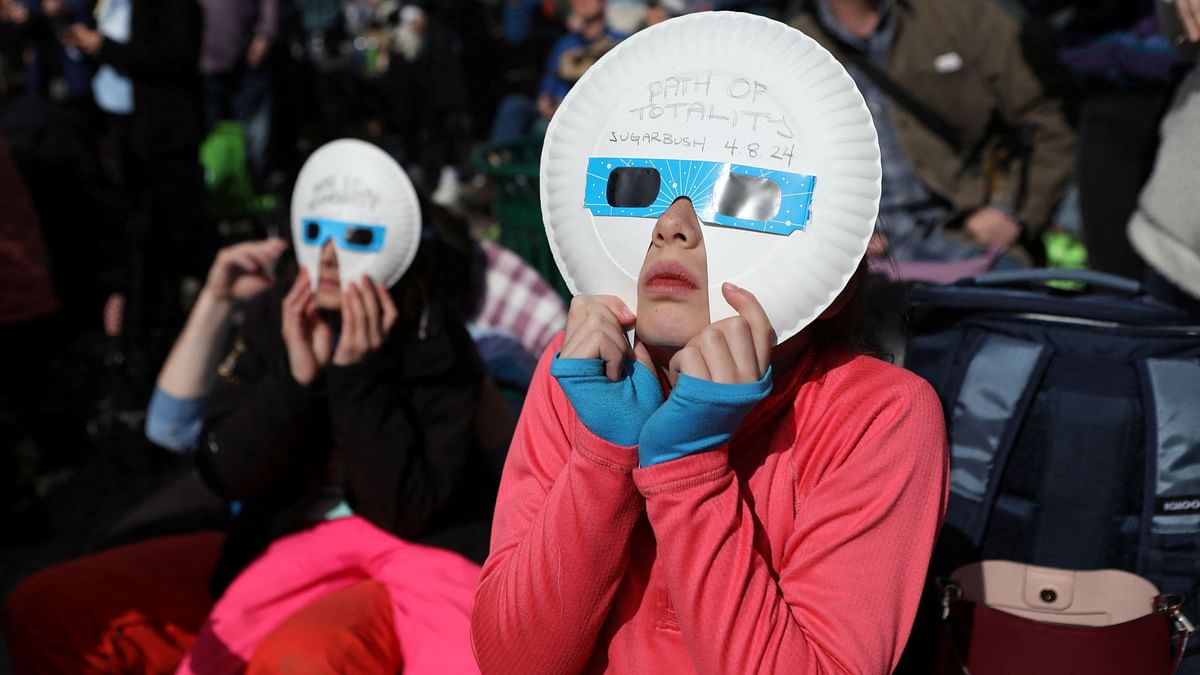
[341,287,360,351]
[1182,0,1200,42]
[594,332,631,382]
[349,282,369,344]
[565,295,635,345]
[722,282,775,374]
[562,313,630,363]
[284,268,308,306]
[359,276,382,348]
[668,345,710,388]
[376,280,399,334]
[711,317,759,382]
[695,327,738,384]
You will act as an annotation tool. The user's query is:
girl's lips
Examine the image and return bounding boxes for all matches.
[641,261,701,297]
[318,277,340,289]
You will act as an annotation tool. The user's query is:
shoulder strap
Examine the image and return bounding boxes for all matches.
[807,6,966,154]
[940,333,1050,553]
[1138,357,1200,655]
[841,50,966,155]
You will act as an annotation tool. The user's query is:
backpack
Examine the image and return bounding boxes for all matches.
[901,269,1200,673]
[199,121,275,221]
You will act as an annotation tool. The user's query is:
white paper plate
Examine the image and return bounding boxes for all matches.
[541,11,881,341]
[291,139,421,290]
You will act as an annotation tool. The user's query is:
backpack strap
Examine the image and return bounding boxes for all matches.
[1139,358,1200,643]
[943,334,1052,548]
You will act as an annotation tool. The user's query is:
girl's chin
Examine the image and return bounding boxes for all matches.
[635,307,710,351]
[315,288,342,310]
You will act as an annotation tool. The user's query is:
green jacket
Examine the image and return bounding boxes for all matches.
[791,0,1076,243]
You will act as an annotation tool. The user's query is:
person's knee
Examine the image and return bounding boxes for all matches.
[248,623,402,675]
[246,628,329,674]
[246,582,401,675]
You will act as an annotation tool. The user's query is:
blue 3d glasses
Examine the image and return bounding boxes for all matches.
[300,217,387,253]
[583,157,816,236]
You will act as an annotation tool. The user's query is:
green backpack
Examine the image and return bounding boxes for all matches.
[199,121,275,220]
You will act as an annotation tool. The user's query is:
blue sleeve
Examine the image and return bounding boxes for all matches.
[638,368,773,467]
[550,355,664,446]
[145,387,207,453]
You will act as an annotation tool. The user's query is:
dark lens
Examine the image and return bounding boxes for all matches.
[714,173,782,221]
[304,221,321,242]
[345,227,376,247]
[606,167,661,208]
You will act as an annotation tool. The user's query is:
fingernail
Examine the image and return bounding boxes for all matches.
[723,282,740,292]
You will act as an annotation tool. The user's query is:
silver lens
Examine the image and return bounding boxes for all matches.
[713,173,781,222]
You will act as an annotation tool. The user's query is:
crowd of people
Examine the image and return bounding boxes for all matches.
[1,0,1199,672]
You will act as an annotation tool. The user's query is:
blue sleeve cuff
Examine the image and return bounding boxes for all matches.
[549,354,606,379]
[672,368,773,408]
[550,354,664,447]
[638,367,773,467]
[145,387,207,453]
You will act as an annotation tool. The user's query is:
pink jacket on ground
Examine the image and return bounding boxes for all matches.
[472,334,949,674]
[178,516,481,675]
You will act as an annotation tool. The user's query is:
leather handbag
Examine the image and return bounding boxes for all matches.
[936,561,1194,675]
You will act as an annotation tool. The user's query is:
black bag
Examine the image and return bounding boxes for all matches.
[900,269,1200,674]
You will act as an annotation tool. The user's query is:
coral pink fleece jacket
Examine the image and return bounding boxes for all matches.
[471,334,949,674]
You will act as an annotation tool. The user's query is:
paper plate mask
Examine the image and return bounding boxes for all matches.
[291,139,421,291]
[541,11,882,341]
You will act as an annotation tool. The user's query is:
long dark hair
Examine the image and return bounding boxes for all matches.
[805,259,884,358]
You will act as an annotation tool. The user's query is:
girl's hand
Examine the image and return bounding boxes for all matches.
[332,276,399,366]
[668,283,775,388]
[560,295,639,381]
[1177,0,1200,42]
[205,238,288,303]
[552,294,662,447]
[281,269,333,386]
[639,284,775,467]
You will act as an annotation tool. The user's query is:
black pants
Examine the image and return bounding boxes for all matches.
[1077,88,1173,280]
[106,114,208,386]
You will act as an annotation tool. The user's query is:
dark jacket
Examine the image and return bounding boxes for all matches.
[0,133,58,325]
[195,281,497,593]
[791,0,1076,240]
[96,0,203,153]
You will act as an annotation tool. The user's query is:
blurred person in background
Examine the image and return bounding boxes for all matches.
[538,0,622,120]
[0,0,95,106]
[0,130,63,548]
[1020,0,1190,280]
[1127,0,1200,317]
[3,142,498,673]
[789,0,1076,272]
[0,44,124,538]
[490,0,625,143]
[60,0,207,394]
[198,0,278,187]
[381,0,483,205]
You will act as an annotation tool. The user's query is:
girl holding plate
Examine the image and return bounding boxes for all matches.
[471,12,949,675]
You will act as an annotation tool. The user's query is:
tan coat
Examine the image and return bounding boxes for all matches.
[791,0,1076,245]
